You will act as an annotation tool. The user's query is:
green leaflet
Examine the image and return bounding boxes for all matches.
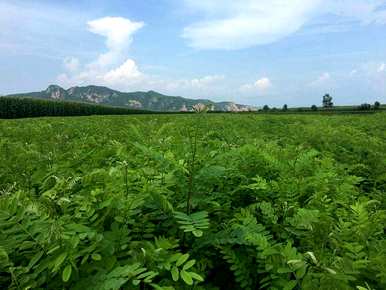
[176,253,190,267]
[180,270,193,285]
[171,266,179,281]
[174,211,209,237]
[62,265,72,282]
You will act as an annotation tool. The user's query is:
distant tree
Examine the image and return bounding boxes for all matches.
[263,105,270,111]
[282,104,288,111]
[374,101,380,110]
[0,97,148,119]
[311,105,318,111]
[322,94,333,109]
[358,103,371,111]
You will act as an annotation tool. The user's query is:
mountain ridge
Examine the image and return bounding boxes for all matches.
[6,85,255,112]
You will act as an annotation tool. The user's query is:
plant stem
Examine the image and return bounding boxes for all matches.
[123,161,129,197]
[186,124,198,215]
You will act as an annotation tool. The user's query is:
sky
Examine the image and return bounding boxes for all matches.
[1,0,386,107]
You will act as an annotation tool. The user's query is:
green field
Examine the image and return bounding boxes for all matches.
[1,113,386,290]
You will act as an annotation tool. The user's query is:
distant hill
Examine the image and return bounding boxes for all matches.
[6,85,255,112]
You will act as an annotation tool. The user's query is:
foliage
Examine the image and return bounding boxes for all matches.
[0,113,385,289]
[358,103,372,111]
[0,97,149,119]
[323,94,333,108]
[174,211,209,237]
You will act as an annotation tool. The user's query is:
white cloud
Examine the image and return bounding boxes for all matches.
[240,77,272,92]
[255,78,272,90]
[59,17,145,89]
[182,0,322,50]
[58,57,144,90]
[185,75,225,89]
[145,75,226,97]
[181,0,386,50]
[309,72,331,87]
[103,59,143,85]
[87,17,144,68]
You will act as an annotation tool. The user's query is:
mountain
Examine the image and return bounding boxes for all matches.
[6,85,255,112]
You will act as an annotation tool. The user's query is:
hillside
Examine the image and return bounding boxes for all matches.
[6,85,255,112]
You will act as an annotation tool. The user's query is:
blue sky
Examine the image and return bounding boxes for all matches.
[1,0,386,106]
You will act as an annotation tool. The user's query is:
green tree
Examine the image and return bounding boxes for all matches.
[359,103,371,110]
[374,101,380,110]
[282,104,288,111]
[322,94,333,109]
[311,105,318,111]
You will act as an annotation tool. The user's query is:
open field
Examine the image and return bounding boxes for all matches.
[1,113,386,289]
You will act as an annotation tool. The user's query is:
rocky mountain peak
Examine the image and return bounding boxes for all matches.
[45,85,66,99]
[7,85,256,112]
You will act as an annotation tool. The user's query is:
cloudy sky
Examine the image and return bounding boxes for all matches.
[1,0,386,106]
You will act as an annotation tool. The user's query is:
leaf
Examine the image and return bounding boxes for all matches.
[52,252,67,272]
[0,247,9,266]
[62,265,72,282]
[168,253,181,263]
[171,266,179,281]
[283,280,297,290]
[27,251,44,270]
[47,245,60,255]
[137,270,158,282]
[325,267,337,275]
[277,267,292,273]
[189,272,204,282]
[192,230,203,237]
[190,211,208,219]
[287,259,302,265]
[150,284,175,290]
[180,270,193,285]
[305,251,318,265]
[91,253,102,261]
[114,216,125,223]
[132,279,141,286]
[183,259,196,270]
[176,254,189,267]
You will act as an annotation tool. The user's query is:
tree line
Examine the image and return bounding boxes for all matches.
[0,95,384,119]
[260,94,383,112]
[0,97,150,119]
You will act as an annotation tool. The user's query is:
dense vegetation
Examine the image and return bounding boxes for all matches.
[0,97,149,119]
[0,113,385,290]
